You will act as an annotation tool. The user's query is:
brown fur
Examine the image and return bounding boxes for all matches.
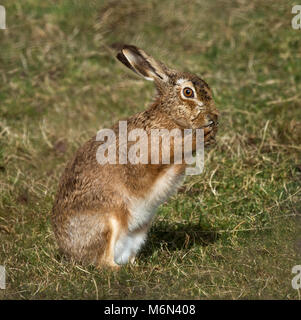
[52,45,219,268]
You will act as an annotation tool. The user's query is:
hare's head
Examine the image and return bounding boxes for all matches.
[117,45,219,139]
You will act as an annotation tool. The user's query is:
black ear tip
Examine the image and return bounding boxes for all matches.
[110,42,125,51]
[112,43,141,63]
[110,43,139,52]
[123,44,138,49]
[121,45,141,56]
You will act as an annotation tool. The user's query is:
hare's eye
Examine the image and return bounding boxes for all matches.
[183,87,194,98]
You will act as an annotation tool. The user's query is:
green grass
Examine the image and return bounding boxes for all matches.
[0,0,301,299]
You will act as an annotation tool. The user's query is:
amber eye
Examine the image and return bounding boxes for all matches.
[183,87,194,98]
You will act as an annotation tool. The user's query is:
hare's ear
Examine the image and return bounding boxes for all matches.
[117,45,169,82]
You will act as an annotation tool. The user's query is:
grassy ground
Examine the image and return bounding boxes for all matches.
[0,0,301,299]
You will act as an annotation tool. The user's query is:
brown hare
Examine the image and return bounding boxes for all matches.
[52,45,219,268]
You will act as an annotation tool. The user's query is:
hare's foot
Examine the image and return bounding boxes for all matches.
[114,230,147,265]
[129,255,137,264]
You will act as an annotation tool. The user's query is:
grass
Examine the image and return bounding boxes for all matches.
[0,0,301,299]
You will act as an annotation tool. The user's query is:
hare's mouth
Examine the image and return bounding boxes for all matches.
[200,120,218,130]
[204,120,214,128]
[203,121,219,139]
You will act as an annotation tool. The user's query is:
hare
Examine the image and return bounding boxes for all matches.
[52,45,219,268]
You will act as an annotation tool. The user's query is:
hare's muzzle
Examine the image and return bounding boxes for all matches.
[204,113,218,128]
[201,112,219,143]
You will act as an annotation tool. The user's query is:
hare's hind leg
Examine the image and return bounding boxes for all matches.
[62,211,122,269]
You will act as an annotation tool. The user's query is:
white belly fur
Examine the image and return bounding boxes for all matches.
[114,166,185,264]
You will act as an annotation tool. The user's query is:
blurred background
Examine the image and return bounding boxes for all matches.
[0,0,300,299]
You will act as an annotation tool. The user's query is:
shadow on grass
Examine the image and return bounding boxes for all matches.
[139,222,219,259]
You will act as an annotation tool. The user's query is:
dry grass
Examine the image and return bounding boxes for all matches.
[0,0,300,299]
